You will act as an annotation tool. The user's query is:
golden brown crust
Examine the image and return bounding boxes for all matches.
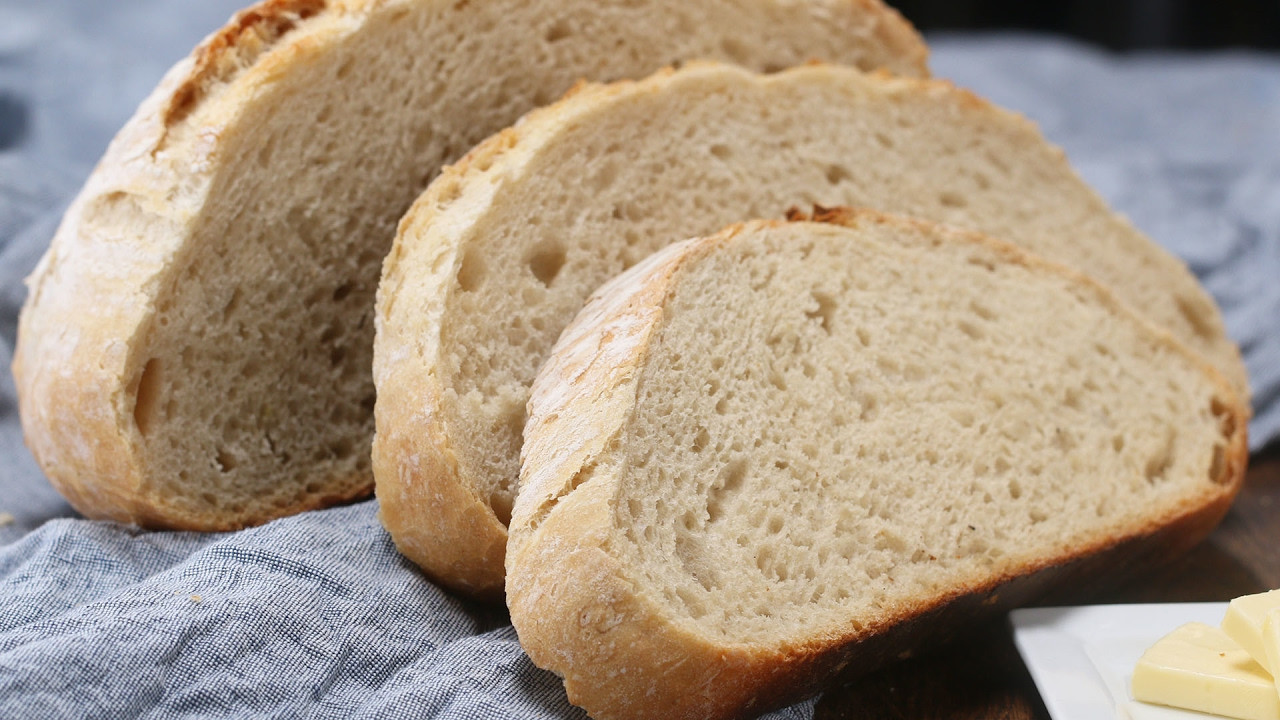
[163,0,328,131]
[371,128,524,600]
[508,212,1249,720]
[372,369,508,600]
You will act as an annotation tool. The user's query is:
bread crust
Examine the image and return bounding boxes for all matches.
[507,211,1248,720]
[15,0,928,532]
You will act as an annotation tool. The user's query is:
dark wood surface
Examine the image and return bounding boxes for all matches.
[815,445,1280,719]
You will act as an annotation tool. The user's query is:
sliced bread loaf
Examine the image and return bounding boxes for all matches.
[12,0,927,530]
[506,209,1248,720]
[375,61,1246,598]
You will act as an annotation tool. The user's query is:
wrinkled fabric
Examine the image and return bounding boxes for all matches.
[0,0,1276,716]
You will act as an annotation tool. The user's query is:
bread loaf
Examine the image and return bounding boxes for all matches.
[374,61,1246,598]
[506,209,1248,720]
[12,0,927,530]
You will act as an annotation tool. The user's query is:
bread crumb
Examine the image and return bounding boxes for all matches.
[0,512,13,527]
[190,594,202,603]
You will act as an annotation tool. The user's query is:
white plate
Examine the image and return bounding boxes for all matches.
[1010,602,1232,720]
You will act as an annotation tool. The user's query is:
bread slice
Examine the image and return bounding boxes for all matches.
[11,0,927,531]
[374,61,1246,598]
[506,209,1248,720]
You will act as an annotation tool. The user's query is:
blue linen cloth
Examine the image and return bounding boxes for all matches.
[0,1,1276,717]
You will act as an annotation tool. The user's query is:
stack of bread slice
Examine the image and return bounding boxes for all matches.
[375,61,1248,597]
[372,61,1247,717]
[14,1,1250,718]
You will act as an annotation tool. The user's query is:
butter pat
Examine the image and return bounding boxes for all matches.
[1131,622,1280,720]
[1224,590,1280,675]
[1266,610,1280,699]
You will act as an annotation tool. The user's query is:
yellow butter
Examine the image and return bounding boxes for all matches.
[1266,610,1280,699]
[1224,589,1280,675]
[1131,622,1280,720]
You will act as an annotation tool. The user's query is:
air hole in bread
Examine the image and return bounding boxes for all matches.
[708,144,732,161]
[332,282,355,302]
[692,427,710,453]
[969,299,997,321]
[1208,443,1227,483]
[718,37,750,64]
[957,319,983,340]
[543,18,572,43]
[1144,431,1176,484]
[256,137,277,168]
[592,159,619,190]
[215,447,237,473]
[714,396,730,415]
[706,460,746,524]
[1063,387,1082,410]
[133,358,163,437]
[824,164,852,186]
[805,291,835,333]
[457,248,485,291]
[328,437,354,460]
[768,369,786,391]
[766,515,784,535]
[319,323,341,345]
[858,393,878,421]
[527,242,566,286]
[221,289,242,320]
[334,56,355,81]
[939,191,967,209]
[1209,396,1236,436]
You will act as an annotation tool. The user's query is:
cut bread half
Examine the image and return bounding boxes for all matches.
[506,209,1248,720]
[12,0,927,531]
[375,61,1246,598]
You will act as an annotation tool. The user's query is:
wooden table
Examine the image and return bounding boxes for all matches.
[816,445,1280,719]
